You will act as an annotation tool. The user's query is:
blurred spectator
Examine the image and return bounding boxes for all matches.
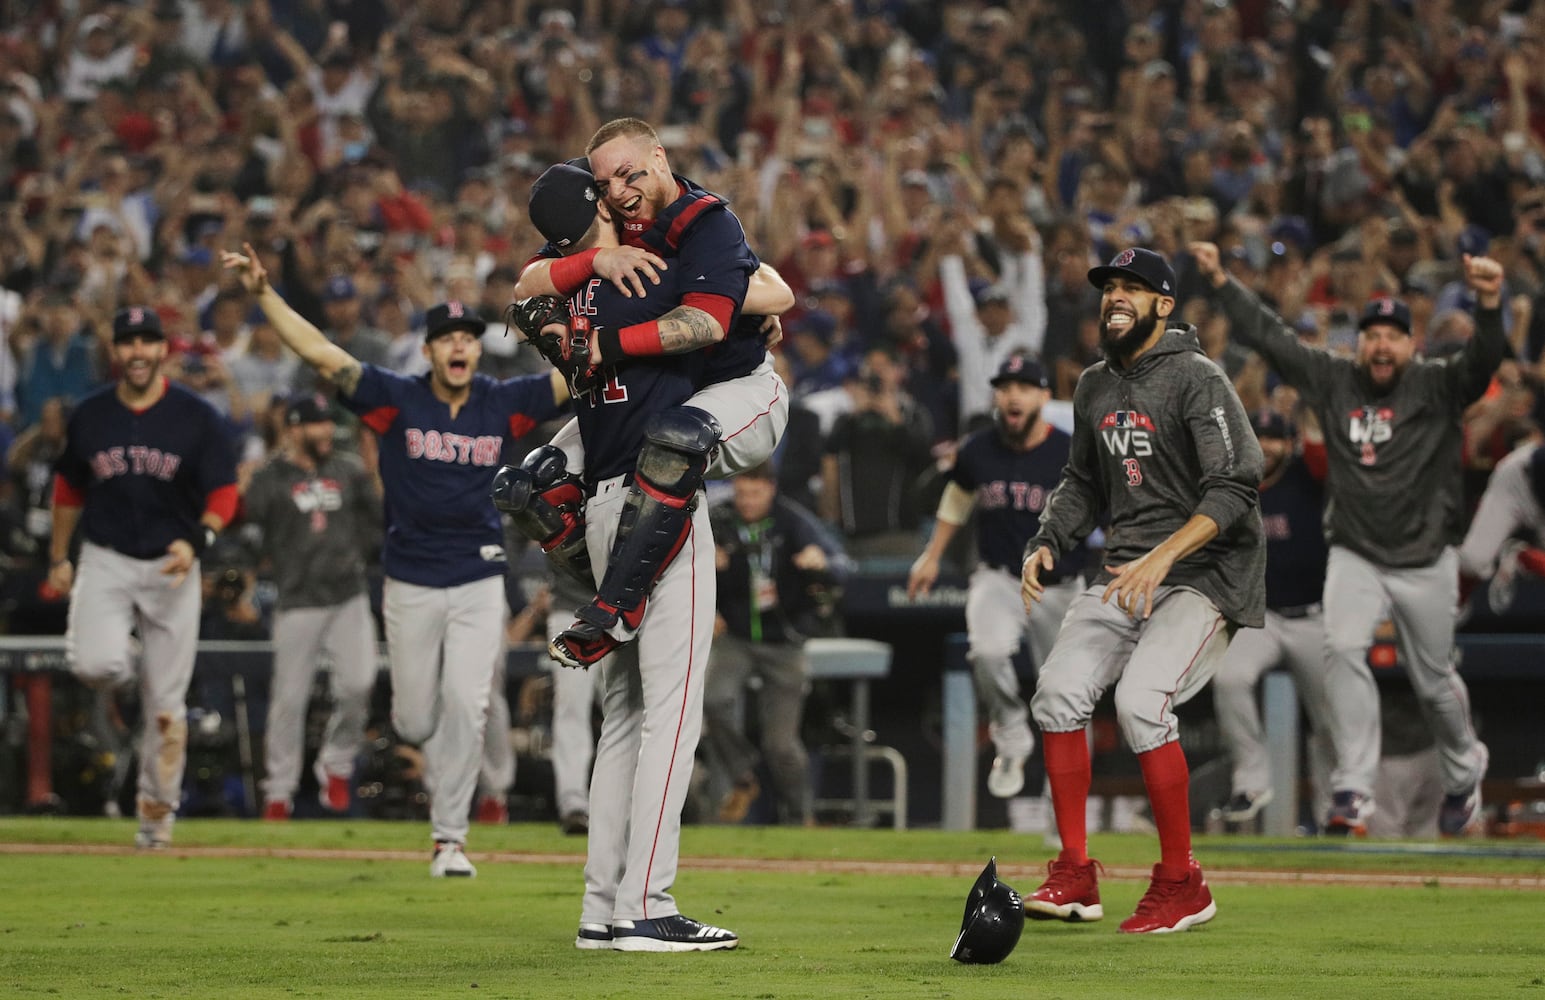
[819,346,934,559]
[17,291,100,427]
[704,462,849,825]
[292,275,389,394]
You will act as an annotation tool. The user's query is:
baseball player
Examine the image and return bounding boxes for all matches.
[48,306,239,849]
[907,352,1082,802]
[1198,241,1503,837]
[1019,248,1264,934]
[494,183,740,953]
[1459,440,1545,611]
[514,120,791,667]
[225,245,568,877]
[1211,410,1336,826]
[244,392,382,820]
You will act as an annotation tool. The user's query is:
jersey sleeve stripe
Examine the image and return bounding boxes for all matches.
[52,472,85,508]
[205,482,239,524]
[360,406,400,435]
[664,194,720,250]
[509,413,537,439]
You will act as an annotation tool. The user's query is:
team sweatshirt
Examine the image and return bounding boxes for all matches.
[1028,324,1266,627]
[1214,278,1504,568]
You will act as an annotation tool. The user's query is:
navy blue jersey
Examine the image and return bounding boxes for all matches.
[339,367,561,587]
[948,425,1085,579]
[619,174,762,384]
[568,270,701,482]
[55,380,237,559]
[1259,454,1328,609]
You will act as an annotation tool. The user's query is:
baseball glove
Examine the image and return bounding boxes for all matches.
[505,295,570,367]
[505,295,600,395]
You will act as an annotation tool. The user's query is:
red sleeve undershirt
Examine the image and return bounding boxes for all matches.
[616,292,737,356]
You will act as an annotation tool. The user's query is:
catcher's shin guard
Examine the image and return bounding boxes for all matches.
[585,406,721,632]
[490,445,591,585]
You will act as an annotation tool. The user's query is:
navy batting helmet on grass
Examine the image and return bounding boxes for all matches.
[950,857,1025,964]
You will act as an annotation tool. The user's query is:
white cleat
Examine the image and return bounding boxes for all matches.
[430,841,477,878]
[987,755,1027,799]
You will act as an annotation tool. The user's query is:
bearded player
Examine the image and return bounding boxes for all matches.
[908,353,1083,804]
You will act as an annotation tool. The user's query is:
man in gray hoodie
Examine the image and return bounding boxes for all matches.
[1019,247,1264,934]
[1194,241,1503,839]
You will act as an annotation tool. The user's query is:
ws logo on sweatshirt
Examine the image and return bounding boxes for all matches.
[1099,410,1155,457]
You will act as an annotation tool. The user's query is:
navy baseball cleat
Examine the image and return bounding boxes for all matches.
[611,914,739,952]
[1439,742,1488,836]
[575,923,613,950]
[1324,790,1373,837]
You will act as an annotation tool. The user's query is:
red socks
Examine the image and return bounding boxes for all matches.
[1138,740,1193,878]
[1043,730,1091,864]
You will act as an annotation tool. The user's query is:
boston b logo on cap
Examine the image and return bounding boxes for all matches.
[1087,247,1177,296]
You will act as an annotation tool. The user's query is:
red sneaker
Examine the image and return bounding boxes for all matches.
[263,800,291,821]
[475,795,509,825]
[1119,861,1217,934]
[1024,856,1104,922]
[319,773,351,813]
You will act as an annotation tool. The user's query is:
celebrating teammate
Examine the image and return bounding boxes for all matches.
[225,244,568,877]
[1019,247,1264,934]
[1458,440,1545,612]
[513,119,790,668]
[244,393,382,820]
[498,178,738,952]
[1211,410,1336,828]
[49,306,239,849]
[907,353,1082,803]
[1197,241,1501,837]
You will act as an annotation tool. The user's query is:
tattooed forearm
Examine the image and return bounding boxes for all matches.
[328,361,363,397]
[656,306,726,354]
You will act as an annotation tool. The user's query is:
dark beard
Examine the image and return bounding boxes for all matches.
[302,437,331,464]
[1100,305,1160,358]
[994,407,1040,447]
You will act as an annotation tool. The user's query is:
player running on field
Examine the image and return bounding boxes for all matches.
[1197,241,1502,838]
[49,306,239,849]
[1020,247,1264,934]
[907,352,1084,802]
[226,244,568,877]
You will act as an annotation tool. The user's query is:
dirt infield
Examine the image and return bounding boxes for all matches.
[3,842,1541,890]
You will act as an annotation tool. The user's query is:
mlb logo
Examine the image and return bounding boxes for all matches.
[1114,410,1134,427]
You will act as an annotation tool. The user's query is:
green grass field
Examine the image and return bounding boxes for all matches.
[1,819,1542,999]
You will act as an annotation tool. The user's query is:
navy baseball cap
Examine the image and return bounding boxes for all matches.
[285,392,333,425]
[529,161,599,249]
[322,275,357,302]
[1357,297,1412,335]
[424,299,486,341]
[112,306,165,342]
[989,353,1049,389]
[1087,247,1176,297]
[1250,410,1294,439]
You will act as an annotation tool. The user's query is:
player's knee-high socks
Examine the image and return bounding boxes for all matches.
[1138,740,1192,876]
[1043,730,1091,863]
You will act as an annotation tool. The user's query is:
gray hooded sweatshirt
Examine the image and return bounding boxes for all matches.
[1214,278,1503,568]
[1028,325,1266,627]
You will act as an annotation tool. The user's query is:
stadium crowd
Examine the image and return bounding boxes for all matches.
[1,0,1543,826]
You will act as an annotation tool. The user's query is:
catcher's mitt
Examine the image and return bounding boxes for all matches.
[505,295,570,367]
